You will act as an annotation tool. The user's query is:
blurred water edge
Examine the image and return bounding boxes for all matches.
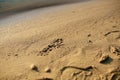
[0,0,89,13]
[0,0,90,20]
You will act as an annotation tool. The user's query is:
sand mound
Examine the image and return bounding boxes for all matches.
[0,0,120,80]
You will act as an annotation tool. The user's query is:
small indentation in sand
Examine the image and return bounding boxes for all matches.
[38,38,64,56]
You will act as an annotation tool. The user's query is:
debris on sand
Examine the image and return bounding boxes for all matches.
[109,45,120,55]
[30,64,39,72]
[104,30,120,36]
[35,77,53,80]
[39,38,64,56]
[44,67,51,73]
[99,54,110,63]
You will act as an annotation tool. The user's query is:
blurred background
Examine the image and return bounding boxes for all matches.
[0,0,86,13]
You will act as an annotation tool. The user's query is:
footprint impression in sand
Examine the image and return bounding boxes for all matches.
[38,38,64,56]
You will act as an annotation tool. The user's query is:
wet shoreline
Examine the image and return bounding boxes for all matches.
[0,0,90,19]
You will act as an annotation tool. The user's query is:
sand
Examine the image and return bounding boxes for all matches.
[0,0,120,80]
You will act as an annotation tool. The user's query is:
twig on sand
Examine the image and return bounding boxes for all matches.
[104,30,120,36]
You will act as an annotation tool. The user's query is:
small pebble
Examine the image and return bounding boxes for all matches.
[109,46,120,55]
[35,77,53,80]
[99,55,109,63]
[44,67,51,73]
[30,64,38,71]
[110,46,116,53]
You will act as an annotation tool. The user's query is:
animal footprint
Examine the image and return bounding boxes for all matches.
[38,38,64,56]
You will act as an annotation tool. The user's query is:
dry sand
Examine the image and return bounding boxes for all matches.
[0,0,120,80]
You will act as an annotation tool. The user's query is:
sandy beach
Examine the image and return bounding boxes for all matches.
[0,0,120,80]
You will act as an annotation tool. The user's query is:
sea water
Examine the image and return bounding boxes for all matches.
[0,0,84,13]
